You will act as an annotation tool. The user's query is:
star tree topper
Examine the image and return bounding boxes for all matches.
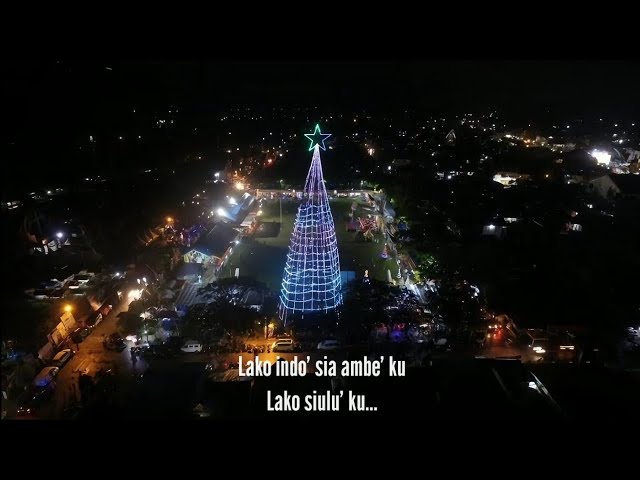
[304,124,332,151]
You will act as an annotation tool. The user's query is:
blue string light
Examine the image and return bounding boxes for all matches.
[279,127,342,322]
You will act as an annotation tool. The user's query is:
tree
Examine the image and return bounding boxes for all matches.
[116,311,141,334]
[340,279,423,341]
[414,252,441,281]
[4,298,54,350]
[180,278,272,342]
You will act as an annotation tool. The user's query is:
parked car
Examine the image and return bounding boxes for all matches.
[50,348,74,368]
[272,338,294,352]
[181,341,203,353]
[15,405,38,419]
[33,367,59,387]
[317,339,341,351]
[86,313,102,328]
[31,382,56,405]
[71,327,91,344]
[104,333,127,352]
[131,344,150,355]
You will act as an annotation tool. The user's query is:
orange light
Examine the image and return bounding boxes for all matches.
[166,216,174,223]
[63,304,73,313]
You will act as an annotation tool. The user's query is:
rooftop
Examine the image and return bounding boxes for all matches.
[189,223,240,258]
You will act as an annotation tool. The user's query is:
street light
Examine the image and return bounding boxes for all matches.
[63,304,73,313]
[166,216,173,223]
[56,232,64,239]
[128,289,142,301]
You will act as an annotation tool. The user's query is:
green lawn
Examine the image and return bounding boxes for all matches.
[222,197,394,290]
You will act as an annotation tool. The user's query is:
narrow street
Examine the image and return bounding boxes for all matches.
[45,297,150,418]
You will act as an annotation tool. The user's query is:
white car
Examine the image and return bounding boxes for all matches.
[181,342,203,353]
[50,349,74,368]
[272,338,294,352]
[317,339,341,351]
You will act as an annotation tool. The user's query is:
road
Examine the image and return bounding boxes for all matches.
[117,346,386,418]
[25,311,545,419]
[477,333,550,363]
[42,297,150,418]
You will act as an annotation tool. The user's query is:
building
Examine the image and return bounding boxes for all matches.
[589,174,640,200]
[482,222,507,239]
[220,192,256,224]
[392,158,412,168]
[174,262,203,281]
[241,288,264,312]
[493,172,531,187]
[445,129,456,145]
[182,223,240,269]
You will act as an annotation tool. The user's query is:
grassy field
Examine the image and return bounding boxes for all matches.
[222,197,394,290]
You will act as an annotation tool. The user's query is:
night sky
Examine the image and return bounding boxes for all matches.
[8,60,640,117]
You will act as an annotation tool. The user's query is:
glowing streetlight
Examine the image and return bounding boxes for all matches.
[590,149,611,166]
[166,216,174,223]
[128,289,142,301]
[63,304,73,313]
[56,232,64,239]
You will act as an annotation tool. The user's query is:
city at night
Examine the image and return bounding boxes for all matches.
[2,60,639,425]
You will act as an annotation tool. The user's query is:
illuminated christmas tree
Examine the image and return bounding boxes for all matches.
[279,124,342,322]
